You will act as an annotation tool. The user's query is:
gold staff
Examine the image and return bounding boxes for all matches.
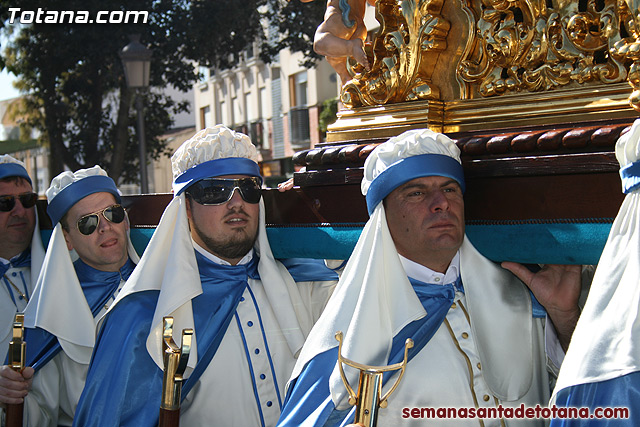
[159,316,193,427]
[6,314,26,427]
[336,331,413,427]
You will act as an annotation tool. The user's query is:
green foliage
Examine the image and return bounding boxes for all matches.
[264,0,326,68]
[0,0,196,182]
[0,0,326,183]
[187,0,268,69]
[319,97,338,133]
[187,0,326,69]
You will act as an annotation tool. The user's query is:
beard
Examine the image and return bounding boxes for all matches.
[191,220,258,261]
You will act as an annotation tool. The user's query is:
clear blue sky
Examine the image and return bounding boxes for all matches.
[0,68,21,101]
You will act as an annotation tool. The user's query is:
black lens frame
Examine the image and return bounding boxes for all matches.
[186,177,262,206]
[0,192,38,212]
[76,204,126,236]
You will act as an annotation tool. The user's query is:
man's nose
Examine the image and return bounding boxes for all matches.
[226,188,244,208]
[10,198,27,216]
[430,190,450,212]
[97,212,114,233]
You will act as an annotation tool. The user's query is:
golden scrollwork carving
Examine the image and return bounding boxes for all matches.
[457,0,628,98]
[341,0,450,108]
[613,0,640,111]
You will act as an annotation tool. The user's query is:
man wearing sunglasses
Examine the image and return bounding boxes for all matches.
[0,165,140,426]
[0,155,46,418]
[74,125,337,427]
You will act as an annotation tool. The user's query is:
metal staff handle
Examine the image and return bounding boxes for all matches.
[6,314,26,427]
[158,316,193,427]
[335,331,413,427]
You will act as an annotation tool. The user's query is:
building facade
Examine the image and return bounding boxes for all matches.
[193,45,340,186]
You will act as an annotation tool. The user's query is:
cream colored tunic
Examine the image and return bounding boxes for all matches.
[181,277,335,427]
[375,290,550,427]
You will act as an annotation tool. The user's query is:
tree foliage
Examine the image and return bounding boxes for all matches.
[0,0,326,184]
[0,0,195,183]
[263,0,326,68]
[186,0,326,69]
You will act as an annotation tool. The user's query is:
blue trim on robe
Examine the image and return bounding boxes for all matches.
[74,251,336,427]
[5,258,136,370]
[277,278,458,427]
[235,312,268,427]
[551,372,639,426]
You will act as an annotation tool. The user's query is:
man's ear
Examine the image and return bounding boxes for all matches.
[124,210,131,231]
[185,196,193,221]
[62,228,74,251]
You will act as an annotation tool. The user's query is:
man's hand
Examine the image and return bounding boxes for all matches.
[277,178,295,192]
[501,262,582,352]
[0,365,34,408]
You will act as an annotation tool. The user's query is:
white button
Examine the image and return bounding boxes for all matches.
[434,277,441,282]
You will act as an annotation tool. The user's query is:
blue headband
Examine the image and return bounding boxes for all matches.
[173,157,262,196]
[620,161,640,194]
[365,153,465,215]
[0,163,32,185]
[47,175,121,225]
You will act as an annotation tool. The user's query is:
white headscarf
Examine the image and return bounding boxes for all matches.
[552,119,640,401]
[23,166,139,364]
[111,125,313,371]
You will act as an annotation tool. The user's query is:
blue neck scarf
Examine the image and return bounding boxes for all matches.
[1,248,31,281]
[386,277,461,369]
[1,249,31,274]
[74,257,136,317]
[279,276,464,427]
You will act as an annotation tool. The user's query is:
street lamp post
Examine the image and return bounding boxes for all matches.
[120,35,152,194]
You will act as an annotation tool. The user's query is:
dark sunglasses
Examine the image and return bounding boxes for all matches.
[76,204,126,236]
[0,192,38,212]
[186,177,262,206]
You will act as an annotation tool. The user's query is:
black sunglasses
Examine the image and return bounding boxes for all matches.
[0,192,38,212]
[186,177,262,206]
[76,204,126,236]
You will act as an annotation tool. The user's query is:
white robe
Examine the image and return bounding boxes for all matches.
[181,275,335,426]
